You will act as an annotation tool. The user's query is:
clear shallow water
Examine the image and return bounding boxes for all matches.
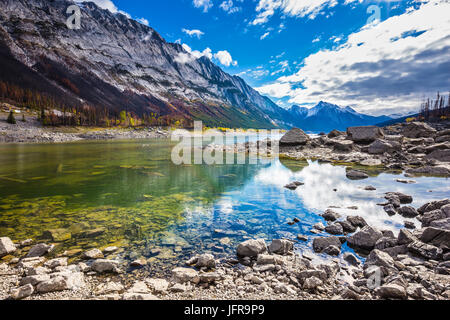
[0,139,449,274]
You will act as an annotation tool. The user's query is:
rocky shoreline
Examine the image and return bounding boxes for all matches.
[207,121,450,177]
[1,194,449,301]
[0,115,169,144]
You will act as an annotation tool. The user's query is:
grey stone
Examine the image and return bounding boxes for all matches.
[346,170,369,180]
[82,248,104,260]
[375,284,407,300]
[268,239,293,255]
[347,226,383,250]
[398,206,419,218]
[346,216,368,228]
[26,243,54,258]
[313,236,342,253]
[402,122,437,138]
[325,223,344,235]
[10,284,34,300]
[237,239,267,257]
[172,267,200,284]
[91,259,120,273]
[347,126,384,143]
[343,252,360,266]
[321,209,341,222]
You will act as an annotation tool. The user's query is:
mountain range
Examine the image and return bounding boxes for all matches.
[287,102,392,132]
[0,0,393,132]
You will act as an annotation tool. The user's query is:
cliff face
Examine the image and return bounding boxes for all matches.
[0,0,289,128]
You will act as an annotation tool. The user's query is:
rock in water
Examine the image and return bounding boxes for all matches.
[280,128,310,146]
[236,239,267,257]
[346,170,369,180]
[347,126,384,143]
[26,243,54,258]
[0,237,16,257]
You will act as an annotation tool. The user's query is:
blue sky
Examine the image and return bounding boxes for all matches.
[80,0,450,116]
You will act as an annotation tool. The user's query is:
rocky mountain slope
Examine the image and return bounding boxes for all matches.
[288,102,392,132]
[0,0,292,128]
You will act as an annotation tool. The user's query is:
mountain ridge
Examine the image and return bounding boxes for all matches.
[0,0,292,128]
[287,101,392,132]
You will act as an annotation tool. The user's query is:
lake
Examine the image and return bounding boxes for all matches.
[0,139,449,275]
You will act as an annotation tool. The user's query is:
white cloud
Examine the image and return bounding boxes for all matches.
[136,17,149,26]
[256,0,450,115]
[214,50,238,67]
[193,0,214,12]
[260,32,270,40]
[175,45,237,67]
[251,0,364,25]
[182,28,205,38]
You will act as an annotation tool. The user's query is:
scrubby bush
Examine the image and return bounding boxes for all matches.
[7,111,16,124]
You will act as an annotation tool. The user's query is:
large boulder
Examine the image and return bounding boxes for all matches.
[407,241,442,260]
[402,122,437,138]
[418,199,450,214]
[0,237,16,257]
[280,128,310,146]
[36,272,85,293]
[347,226,383,250]
[347,126,384,143]
[420,227,450,250]
[364,249,395,269]
[268,239,293,255]
[236,239,267,258]
[312,236,342,253]
[398,206,419,218]
[91,259,120,273]
[422,210,447,227]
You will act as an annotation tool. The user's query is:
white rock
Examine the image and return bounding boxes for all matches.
[145,278,169,294]
[91,259,120,273]
[172,267,200,284]
[0,237,17,257]
[10,284,34,300]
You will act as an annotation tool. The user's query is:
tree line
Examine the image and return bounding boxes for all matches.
[0,80,193,128]
[419,92,450,121]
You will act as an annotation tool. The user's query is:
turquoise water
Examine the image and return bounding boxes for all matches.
[0,139,449,273]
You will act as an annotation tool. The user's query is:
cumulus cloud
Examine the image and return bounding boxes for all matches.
[193,0,214,12]
[76,0,131,18]
[256,0,450,115]
[214,50,238,67]
[182,28,205,38]
[250,0,353,25]
[175,44,237,67]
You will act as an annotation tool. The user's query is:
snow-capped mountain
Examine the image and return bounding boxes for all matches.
[0,0,290,128]
[288,101,392,132]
